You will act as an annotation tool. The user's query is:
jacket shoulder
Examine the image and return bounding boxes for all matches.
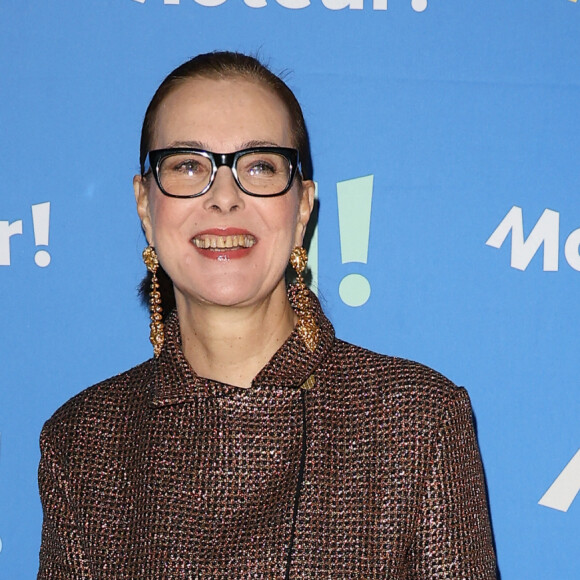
[329,339,471,414]
[41,358,155,448]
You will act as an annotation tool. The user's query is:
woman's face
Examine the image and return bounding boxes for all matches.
[134,77,314,310]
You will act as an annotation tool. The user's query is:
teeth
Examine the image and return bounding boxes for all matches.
[192,234,256,250]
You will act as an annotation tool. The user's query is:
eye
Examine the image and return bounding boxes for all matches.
[172,158,203,175]
[248,159,277,176]
[239,152,288,179]
[160,153,211,180]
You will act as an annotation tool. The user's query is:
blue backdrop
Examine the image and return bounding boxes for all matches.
[1,1,579,578]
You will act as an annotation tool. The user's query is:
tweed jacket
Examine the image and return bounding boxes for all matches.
[38,299,497,579]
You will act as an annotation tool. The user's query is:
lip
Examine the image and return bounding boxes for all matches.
[194,228,255,237]
[191,228,257,260]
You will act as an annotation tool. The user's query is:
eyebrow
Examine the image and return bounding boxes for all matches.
[164,139,282,150]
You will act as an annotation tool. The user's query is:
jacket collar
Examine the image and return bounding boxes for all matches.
[149,288,335,407]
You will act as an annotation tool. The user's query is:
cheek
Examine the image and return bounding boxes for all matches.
[266,192,301,235]
[149,196,193,244]
[264,207,300,257]
[288,191,308,245]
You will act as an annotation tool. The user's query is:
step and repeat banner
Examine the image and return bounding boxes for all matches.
[1,1,579,578]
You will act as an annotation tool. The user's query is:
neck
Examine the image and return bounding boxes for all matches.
[175,283,297,389]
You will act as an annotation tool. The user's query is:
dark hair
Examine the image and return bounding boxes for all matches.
[139,51,312,179]
[138,51,313,317]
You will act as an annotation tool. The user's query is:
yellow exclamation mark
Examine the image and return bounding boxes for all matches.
[337,175,373,307]
[32,202,51,267]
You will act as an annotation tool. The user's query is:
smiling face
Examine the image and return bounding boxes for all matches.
[134,76,314,310]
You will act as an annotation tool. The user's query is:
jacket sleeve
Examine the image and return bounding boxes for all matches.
[37,424,93,579]
[409,387,498,579]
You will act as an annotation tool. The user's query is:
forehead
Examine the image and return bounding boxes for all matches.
[152,77,294,151]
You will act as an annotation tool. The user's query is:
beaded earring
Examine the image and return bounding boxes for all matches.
[142,246,164,357]
[289,247,319,352]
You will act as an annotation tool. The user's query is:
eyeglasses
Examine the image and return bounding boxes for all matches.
[144,147,301,198]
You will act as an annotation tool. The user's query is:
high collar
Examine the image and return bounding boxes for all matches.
[149,287,335,407]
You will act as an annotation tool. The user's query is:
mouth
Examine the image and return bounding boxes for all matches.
[191,233,257,251]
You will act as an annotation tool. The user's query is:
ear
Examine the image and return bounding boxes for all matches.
[133,174,154,245]
[294,180,315,247]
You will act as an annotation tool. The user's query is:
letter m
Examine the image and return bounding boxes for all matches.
[486,206,559,271]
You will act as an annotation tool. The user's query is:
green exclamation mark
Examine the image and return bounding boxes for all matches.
[337,175,373,307]
[307,182,319,295]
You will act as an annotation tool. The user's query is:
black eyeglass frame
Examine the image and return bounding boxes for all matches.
[143,146,301,199]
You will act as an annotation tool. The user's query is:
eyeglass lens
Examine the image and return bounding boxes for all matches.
[158,151,292,197]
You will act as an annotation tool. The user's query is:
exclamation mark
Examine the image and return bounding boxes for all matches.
[307,182,319,295]
[411,0,427,11]
[538,448,580,512]
[32,202,51,267]
[337,175,373,307]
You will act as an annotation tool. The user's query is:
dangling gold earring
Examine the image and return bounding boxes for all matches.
[142,245,164,357]
[289,246,319,352]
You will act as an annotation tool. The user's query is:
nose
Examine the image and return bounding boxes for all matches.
[202,166,245,213]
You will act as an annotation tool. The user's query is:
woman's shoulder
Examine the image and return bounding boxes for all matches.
[41,358,155,443]
[328,338,471,413]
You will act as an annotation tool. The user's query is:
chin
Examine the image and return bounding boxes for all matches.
[178,282,269,309]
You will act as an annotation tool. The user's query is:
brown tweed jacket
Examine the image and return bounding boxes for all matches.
[38,300,497,578]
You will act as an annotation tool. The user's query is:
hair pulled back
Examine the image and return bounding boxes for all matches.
[138,51,313,317]
[139,51,312,179]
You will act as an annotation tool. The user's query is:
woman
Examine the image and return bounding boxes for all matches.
[38,52,497,578]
